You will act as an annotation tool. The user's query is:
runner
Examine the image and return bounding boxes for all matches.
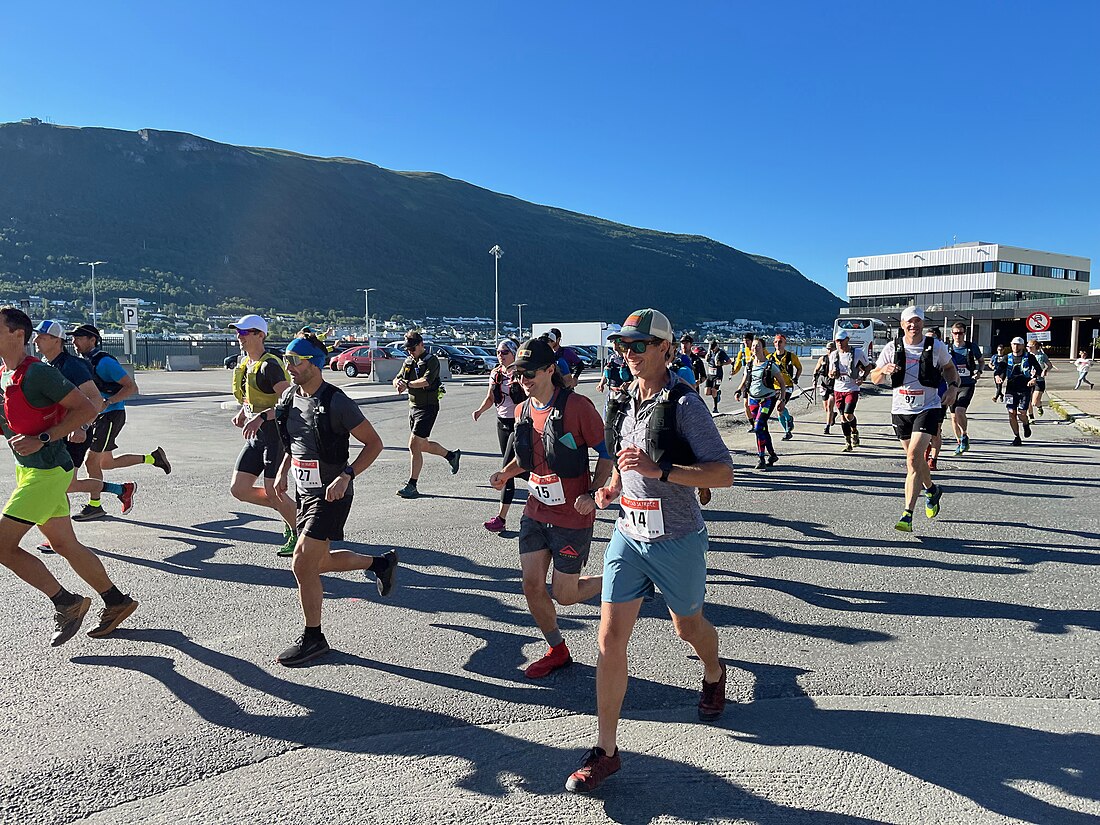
[546,329,585,389]
[393,330,461,498]
[947,322,985,455]
[924,327,949,472]
[473,339,526,533]
[1074,350,1094,390]
[596,349,632,417]
[994,337,1038,447]
[814,341,838,433]
[730,332,756,430]
[768,334,802,440]
[30,322,137,554]
[703,339,731,414]
[989,344,1007,401]
[68,324,170,521]
[1027,340,1056,416]
[0,307,138,644]
[227,314,298,557]
[671,345,698,389]
[737,338,790,470]
[272,336,396,666]
[828,330,869,452]
[868,307,959,533]
[564,307,734,794]
[488,336,612,679]
[677,335,695,370]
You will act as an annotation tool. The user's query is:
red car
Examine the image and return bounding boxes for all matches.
[330,345,394,377]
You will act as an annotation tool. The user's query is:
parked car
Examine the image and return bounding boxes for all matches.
[330,345,395,378]
[455,345,498,370]
[223,345,286,370]
[428,343,488,375]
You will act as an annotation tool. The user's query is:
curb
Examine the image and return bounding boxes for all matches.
[1047,393,1100,436]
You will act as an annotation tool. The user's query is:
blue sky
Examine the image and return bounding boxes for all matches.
[2,1,1097,298]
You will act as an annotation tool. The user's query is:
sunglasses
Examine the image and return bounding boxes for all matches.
[284,354,314,366]
[235,329,259,337]
[613,338,661,355]
[516,365,550,379]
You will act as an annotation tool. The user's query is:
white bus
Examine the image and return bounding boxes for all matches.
[833,317,892,360]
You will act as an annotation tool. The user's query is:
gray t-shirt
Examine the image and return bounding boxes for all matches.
[285,384,366,498]
[615,373,734,542]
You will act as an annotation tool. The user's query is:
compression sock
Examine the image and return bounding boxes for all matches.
[143,454,155,464]
[544,629,564,648]
[101,481,124,496]
[841,421,852,438]
[88,498,101,508]
[99,586,128,607]
[50,587,80,608]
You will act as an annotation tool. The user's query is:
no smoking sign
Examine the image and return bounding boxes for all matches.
[1026,312,1051,333]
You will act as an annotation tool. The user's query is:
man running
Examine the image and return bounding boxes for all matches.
[730,332,756,430]
[995,337,1038,446]
[1027,340,1056,416]
[828,330,869,452]
[769,333,802,440]
[869,307,959,533]
[814,342,838,433]
[273,336,396,666]
[0,307,138,644]
[488,336,612,679]
[677,335,695,371]
[565,308,734,793]
[393,330,460,498]
[989,344,1007,401]
[68,324,170,520]
[227,314,297,557]
[703,340,730,414]
[947,322,984,455]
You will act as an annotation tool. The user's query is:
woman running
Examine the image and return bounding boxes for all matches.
[738,338,790,470]
[472,340,527,532]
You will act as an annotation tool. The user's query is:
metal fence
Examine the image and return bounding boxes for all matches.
[97,338,277,368]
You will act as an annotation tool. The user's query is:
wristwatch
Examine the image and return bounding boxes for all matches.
[38,432,51,443]
[948,382,960,388]
[343,465,355,479]
[659,460,673,482]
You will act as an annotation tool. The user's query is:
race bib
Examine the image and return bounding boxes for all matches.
[957,367,970,378]
[528,472,566,506]
[705,363,718,377]
[292,457,322,493]
[898,388,923,410]
[620,495,665,540]
[1004,394,1015,406]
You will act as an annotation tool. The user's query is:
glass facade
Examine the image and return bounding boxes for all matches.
[849,289,1076,311]
[848,261,1088,283]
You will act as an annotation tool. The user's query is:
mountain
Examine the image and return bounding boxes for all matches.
[0,120,844,326]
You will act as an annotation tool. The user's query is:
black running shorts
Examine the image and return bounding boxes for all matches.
[66,436,90,469]
[518,515,593,575]
[891,407,944,441]
[949,384,975,411]
[88,410,126,453]
[409,405,439,439]
[296,493,353,542]
[234,419,285,479]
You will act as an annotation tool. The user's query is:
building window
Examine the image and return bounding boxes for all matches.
[1017,263,1033,275]
[998,262,1015,273]
[1067,270,1077,280]
[1052,268,1065,279]
[983,261,995,272]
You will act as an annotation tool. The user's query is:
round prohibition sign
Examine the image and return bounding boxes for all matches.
[1026,312,1052,333]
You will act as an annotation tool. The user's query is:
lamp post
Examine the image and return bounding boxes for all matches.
[489,245,503,343]
[357,288,376,339]
[514,303,527,340]
[78,261,107,326]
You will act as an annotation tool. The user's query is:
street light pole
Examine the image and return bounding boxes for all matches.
[514,303,527,340]
[357,287,376,339]
[489,245,503,343]
[79,261,107,326]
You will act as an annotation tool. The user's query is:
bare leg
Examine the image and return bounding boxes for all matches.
[904,432,934,512]
[0,516,64,596]
[551,569,603,606]
[408,434,424,480]
[520,550,560,639]
[670,609,723,683]
[38,516,114,593]
[596,598,643,754]
[290,535,330,626]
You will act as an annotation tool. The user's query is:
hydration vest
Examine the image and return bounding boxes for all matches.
[273,382,350,466]
[234,352,289,411]
[891,338,942,389]
[490,367,526,407]
[605,381,697,467]
[770,350,796,379]
[82,348,124,397]
[1002,352,1037,382]
[828,348,863,378]
[950,342,980,374]
[1,357,64,436]
[513,389,588,478]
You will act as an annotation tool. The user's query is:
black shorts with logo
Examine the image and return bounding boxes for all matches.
[891,407,944,441]
[949,384,975,411]
[409,405,439,438]
[296,493,354,542]
[88,410,126,453]
[518,515,593,575]
[234,419,285,479]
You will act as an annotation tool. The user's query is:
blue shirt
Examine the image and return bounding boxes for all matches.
[949,342,981,386]
[88,348,129,413]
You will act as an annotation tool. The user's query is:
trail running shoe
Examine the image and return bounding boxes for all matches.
[151,447,172,474]
[924,485,942,519]
[755,457,767,470]
[895,512,914,533]
[953,443,965,456]
[277,524,297,557]
[1022,420,1032,438]
[961,435,971,453]
[37,541,54,554]
[87,598,139,638]
[781,432,793,441]
[1036,406,1044,417]
[277,633,331,667]
[73,504,106,522]
[525,641,572,678]
[51,596,92,647]
[565,747,621,793]
[374,550,398,597]
[117,482,137,516]
[823,425,830,434]
[852,430,860,447]
[842,441,853,453]
[767,453,779,467]
[483,516,506,533]
[698,664,727,721]
[447,449,462,474]
[1011,436,1023,446]
[396,482,420,499]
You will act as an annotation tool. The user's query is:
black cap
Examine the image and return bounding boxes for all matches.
[680,334,693,343]
[514,338,557,372]
[68,323,101,341]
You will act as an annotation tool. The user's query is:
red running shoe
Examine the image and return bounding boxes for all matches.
[698,664,727,721]
[483,516,505,533]
[524,641,572,678]
[565,747,621,793]
[118,482,138,516]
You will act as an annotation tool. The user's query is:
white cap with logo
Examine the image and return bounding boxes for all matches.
[228,314,268,335]
[900,306,925,323]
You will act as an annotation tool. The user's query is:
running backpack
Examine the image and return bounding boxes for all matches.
[1,357,64,436]
[83,349,124,397]
[891,338,942,389]
[605,381,697,467]
[273,382,350,466]
[513,389,587,478]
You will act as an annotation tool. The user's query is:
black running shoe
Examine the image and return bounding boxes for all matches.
[73,504,106,522]
[1011,436,1023,446]
[447,449,462,474]
[374,550,399,597]
[396,482,420,499]
[1021,420,1032,439]
[767,453,779,466]
[755,457,767,470]
[151,447,172,474]
[51,596,92,647]
[277,633,330,667]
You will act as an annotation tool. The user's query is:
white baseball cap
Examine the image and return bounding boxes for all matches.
[835,330,850,341]
[1011,336,1025,345]
[900,306,925,323]
[33,320,66,339]
[228,314,268,335]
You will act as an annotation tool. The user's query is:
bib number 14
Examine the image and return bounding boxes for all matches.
[621,495,665,539]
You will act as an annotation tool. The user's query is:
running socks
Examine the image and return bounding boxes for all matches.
[544,629,565,648]
[50,587,80,608]
[371,553,392,579]
[101,482,124,496]
[88,498,101,508]
[99,586,128,607]
[445,451,457,462]
[143,454,155,464]
[303,624,324,641]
